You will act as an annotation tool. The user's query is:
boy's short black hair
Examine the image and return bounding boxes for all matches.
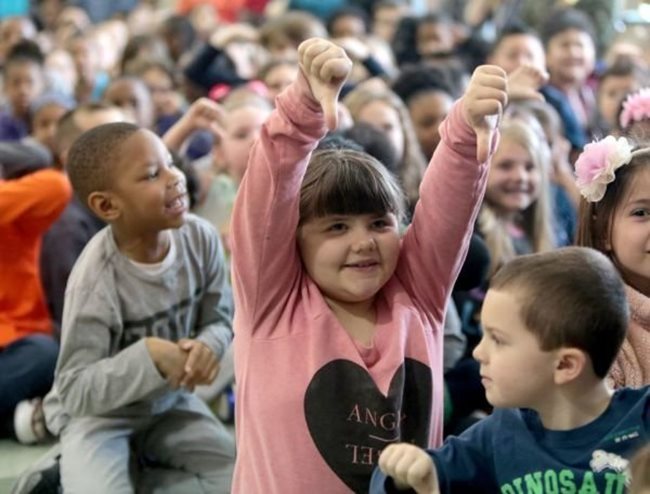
[66,122,140,207]
[490,247,628,378]
[541,8,596,48]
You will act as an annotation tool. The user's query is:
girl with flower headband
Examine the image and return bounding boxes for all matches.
[575,134,650,387]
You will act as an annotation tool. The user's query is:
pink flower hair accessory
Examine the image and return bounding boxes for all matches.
[620,87,650,129]
[574,135,633,202]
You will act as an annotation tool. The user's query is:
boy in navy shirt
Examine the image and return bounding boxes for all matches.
[371,247,649,494]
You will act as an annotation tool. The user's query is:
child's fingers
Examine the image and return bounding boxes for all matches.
[378,444,402,473]
[473,64,507,79]
[319,57,352,84]
[183,344,202,374]
[299,39,330,75]
[473,73,508,93]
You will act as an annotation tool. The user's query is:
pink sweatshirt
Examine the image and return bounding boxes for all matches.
[609,284,650,388]
[230,75,490,493]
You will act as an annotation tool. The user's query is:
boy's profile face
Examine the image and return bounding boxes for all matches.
[545,28,595,86]
[108,129,188,232]
[489,34,546,75]
[474,289,557,410]
[4,61,44,115]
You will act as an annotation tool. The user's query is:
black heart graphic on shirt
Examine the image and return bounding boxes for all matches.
[304,358,432,493]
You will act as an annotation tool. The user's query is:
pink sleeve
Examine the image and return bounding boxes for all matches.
[230,74,328,332]
[397,99,493,323]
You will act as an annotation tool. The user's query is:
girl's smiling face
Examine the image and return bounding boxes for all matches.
[608,166,650,296]
[485,136,541,216]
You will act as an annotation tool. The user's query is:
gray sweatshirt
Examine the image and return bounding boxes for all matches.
[44,214,233,434]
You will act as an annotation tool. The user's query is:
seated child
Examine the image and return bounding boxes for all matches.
[371,246,649,493]
[0,162,71,444]
[43,122,236,493]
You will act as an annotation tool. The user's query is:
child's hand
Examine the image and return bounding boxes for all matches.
[463,65,508,163]
[180,98,225,137]
[298,38,353,130]
[145,337,188,389]
[507,64,548,102]
[378,443,440,494]
[163,98,225,152]
[177,339,220,390]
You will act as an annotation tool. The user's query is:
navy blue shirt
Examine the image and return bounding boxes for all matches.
[371,387,649,494]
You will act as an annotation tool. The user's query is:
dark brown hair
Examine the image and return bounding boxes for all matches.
[299,148,406,226]
[491,247,628,378]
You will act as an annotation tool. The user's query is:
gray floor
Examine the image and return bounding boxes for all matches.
[0,440,52,494]
[0,422,236,494]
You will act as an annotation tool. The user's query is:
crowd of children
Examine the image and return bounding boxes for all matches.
[0,0,648,493]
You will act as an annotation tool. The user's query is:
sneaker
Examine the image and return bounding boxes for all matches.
[10,445,61,494]
[13,398,52,445]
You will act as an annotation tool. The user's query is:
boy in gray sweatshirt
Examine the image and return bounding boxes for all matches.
[42,121,235,493]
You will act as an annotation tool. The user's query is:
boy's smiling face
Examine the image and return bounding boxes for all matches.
[474,289,558,410]
[109,129,188,232]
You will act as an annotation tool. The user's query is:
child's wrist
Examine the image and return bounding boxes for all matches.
[145,337,165,365]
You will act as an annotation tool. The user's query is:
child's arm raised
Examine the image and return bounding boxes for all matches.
[398,65,507,320]
[230,38,351,333]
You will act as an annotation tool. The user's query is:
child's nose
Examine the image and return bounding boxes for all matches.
[472,338,486,363]
[166,167,185,190]
[352,235,377,253]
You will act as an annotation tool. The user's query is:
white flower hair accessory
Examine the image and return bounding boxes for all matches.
[574,136,634,202]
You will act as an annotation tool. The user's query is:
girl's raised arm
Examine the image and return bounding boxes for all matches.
[398,66,507,322]
[230,39,352,331]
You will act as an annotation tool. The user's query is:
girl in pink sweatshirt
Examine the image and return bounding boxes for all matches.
[230,38,507,493]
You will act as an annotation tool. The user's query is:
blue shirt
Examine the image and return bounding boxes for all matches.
[371,387,649,494]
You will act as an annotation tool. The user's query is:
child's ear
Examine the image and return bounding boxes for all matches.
[87,191,121,222]
[553,348,587,385]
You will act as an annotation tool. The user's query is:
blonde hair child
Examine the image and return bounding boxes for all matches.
[479,117,555,276]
